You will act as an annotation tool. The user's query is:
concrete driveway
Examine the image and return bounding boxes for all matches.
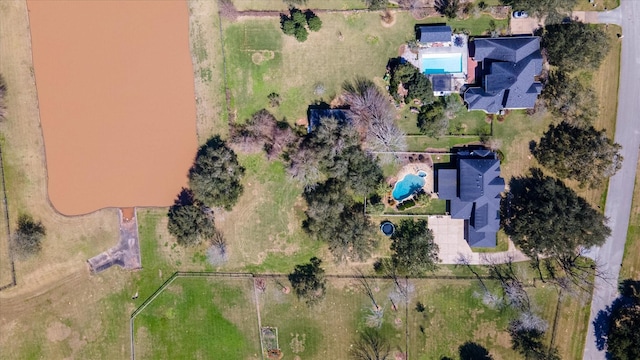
[429,216,528,265]
[510,16,544,35]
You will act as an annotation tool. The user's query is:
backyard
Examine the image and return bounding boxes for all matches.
[132,274,582,359]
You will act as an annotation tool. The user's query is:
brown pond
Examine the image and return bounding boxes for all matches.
[27,0,198,215]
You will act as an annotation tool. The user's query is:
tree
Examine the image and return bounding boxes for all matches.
[0,74,7,120]
[389,219,439,275]
[500,0,576,18]
[303,180,378,261]
[11,213,46,258]
[389,62,434,105]
[533,122,622,189]
[294,25,309,42]
[306,11,322,32]
[350,328,391,360]
[342,79,408,158]
[541,71,598,126]
[503,168,610,258]
[435,0,460,19]
[167,188,216,246]
[230,109,297,159]
[607,302,640,360]
[288,257,326,305]
[508,318,560,360]
[281,17,296,36]
[188,135,245,210]
[206,230,227,266]
[417,101,447,137]
[365,0,388,10]
[542,22,610,72]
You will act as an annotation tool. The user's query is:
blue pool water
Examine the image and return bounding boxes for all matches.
[421,54,462,74]
[392,174,425,201]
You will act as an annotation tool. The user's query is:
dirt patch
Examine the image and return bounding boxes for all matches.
[27,1,198,215]
[46,321,71,342]
[380,10,397,28]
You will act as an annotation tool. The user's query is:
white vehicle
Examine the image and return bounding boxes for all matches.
[512,11,529,18]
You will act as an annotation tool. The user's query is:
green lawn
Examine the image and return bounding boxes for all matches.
[133,277,260,359]
[222,12,508,124]
[620,157,640,280]
[132,276,569,359]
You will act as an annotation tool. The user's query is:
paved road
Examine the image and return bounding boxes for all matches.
[583,1,640,359]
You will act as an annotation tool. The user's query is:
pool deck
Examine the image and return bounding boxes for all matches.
[393,163,435,199]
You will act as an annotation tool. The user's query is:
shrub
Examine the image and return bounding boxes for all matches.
[11,213,46,258]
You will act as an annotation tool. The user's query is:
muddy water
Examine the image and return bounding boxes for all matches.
[27,0,198,215]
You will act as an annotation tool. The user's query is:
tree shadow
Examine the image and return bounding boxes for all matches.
[459,341,492,360]
[173,188,195,207]
[592,279,640,354]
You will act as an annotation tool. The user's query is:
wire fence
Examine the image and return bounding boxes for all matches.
[0,143,16,291]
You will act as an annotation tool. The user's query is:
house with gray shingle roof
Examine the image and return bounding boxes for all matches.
[436,149,505,247]
[464,37,543,114]
[417,25,453,46]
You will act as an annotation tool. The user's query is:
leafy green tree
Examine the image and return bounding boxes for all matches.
[607,301,640,360]
[167,188,216,246]
[294,25,309,42]
[281,17,296,35]
[542,23,610,72]
[291,8,307,26]
[304,180,378,261]
[11,213,46,258]
[188,135,245,210]
[533,122,622,189]
[288,257,326,305]
[417,101,447,137]
[435,0,460,19]
[502,168,610,260]
[306,11,322,31]
[389,62,434,105]
[542,71,598,126]
[390,219,439,275]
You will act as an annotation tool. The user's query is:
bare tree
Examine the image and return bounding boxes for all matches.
[350,328,391,360]
[11,213,46,259]
[342,78,407,160]
[287,147,322,189]
[0,74,6,120]
[206,230,227,266]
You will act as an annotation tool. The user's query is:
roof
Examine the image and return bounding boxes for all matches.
[437,150,505,247]
[307,108,349,133]
[418,25,452,43]
[464,37,543,113]
[431,74,454,92]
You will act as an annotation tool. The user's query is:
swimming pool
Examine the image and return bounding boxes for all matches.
[421,53,462,74]
[392,174,425,202]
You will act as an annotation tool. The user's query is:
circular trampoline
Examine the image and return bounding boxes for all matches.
[380,221,395,236]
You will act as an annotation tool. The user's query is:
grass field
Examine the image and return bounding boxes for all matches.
[222,11,508,124]
[620,157,640,280]
[133,277,260,359]
[132,274,589,359]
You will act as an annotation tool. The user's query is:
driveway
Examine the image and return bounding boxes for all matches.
[583,1,640,358]
[429,216,528,265]
[510,16,544,35]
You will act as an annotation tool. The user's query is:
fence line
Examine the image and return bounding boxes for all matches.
[0,143,16,291]
[129,270,536,359]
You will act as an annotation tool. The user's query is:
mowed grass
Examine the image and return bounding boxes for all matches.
[215,154,323,273]
[0,136,12,286]
[133,276,571,359]
[620,156,640,280]
[133,277,260,359]
[223,12,508,124]
[233,0,367,11]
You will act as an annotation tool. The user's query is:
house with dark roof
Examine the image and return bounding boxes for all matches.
[417,25,453,46]
[436,149,505,247]
[306,106,349,133]
[463,37,543,114]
